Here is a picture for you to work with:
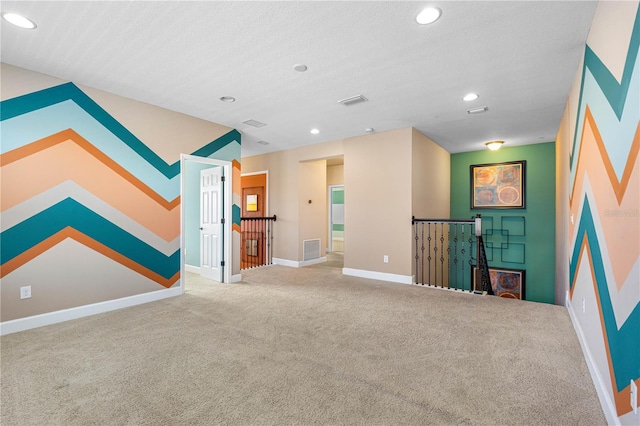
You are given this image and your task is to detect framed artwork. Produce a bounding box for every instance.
[470,161,525,209]
[246,194,258,212]
[473,266,525,300]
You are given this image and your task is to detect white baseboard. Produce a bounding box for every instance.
[566,291,619,426]
[0,287,183,336]
[342,268,413,285]
[185,264,200,273]
[273,257,327,268]
[231,274,242,283]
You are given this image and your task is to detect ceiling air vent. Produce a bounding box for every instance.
[243,119,267,128]
[338,94,368,106]
[467,106,488,115]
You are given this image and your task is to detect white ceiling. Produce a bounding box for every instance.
[0,1,598,158]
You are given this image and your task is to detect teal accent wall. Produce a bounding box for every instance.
[450,142,556,304]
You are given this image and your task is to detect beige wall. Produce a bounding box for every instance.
[80,86,232,161]
[243,127,450,279]
[411,128,450,219]
[343,128,413,275]
[299,160,328,257]
[327,164,344,186]
[242,140,343,261]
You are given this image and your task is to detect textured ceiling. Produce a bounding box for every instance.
[0,1,598,157]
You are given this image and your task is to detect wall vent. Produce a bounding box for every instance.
[303,239,321,261]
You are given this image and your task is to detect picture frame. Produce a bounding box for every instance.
[470,160,525,209]
[472,266,526,300]
[246,194,258,212]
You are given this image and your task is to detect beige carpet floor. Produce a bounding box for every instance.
[1,260,605,425]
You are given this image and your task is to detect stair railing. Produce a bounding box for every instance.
[411,214,493,294]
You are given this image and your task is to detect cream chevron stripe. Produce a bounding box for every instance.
[1,227,179,287]
[570,50,640,189]
[570,195,640,413]
[569,107,640,289]
[1,136,179,242]
[571,175,640,327]
[1,180,180,256]
[1,101,180,199]
[1,129,179,209]
[570,8,640,189]
[1,84,241,187]
[1,197,179,281]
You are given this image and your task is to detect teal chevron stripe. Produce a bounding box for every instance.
[1,198,179,279]
[570,6,640,169]
[1,102,240,200]
[570,198,640,392]
[0,82,241,178]
[232,205,241,227]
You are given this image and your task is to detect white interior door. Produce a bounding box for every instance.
[200,167,223,281]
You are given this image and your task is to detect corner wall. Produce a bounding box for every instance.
[343,128,413,277]
[558,2,639,423]
[0,64,240,328]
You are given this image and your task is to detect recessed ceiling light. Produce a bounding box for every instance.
[220,96,235,103]
[2,12,37,29]
[416,7,441,25]
[365,128,375,133]
[467,106,488,114]
[293,64,308,72]
[257,141,269,145]
[310,128,320,135]
[463,93,479,101]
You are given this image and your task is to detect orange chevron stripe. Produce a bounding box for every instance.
[232,159,242,200]
[1,139,179,241]
[569,107,639,289]
[571,238,639,416]
[570,107,640,205]
[0,129,180,210]
[232,223,241,234]
[0,226,179,287]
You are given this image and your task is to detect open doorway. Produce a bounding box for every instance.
[240,171,269,269]
[180,154,233,289]
[328,185,344,253]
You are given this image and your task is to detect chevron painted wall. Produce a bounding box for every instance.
[0,65,241,325]
[559,2,639,423]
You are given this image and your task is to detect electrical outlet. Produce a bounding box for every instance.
[582,298,586,313]
[383,255,389,263]
[20,286,31,300]
[631,379,638,414]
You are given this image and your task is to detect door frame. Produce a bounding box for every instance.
[180,154,233,290]
[327,184,344,253]
[240,170,269,216]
